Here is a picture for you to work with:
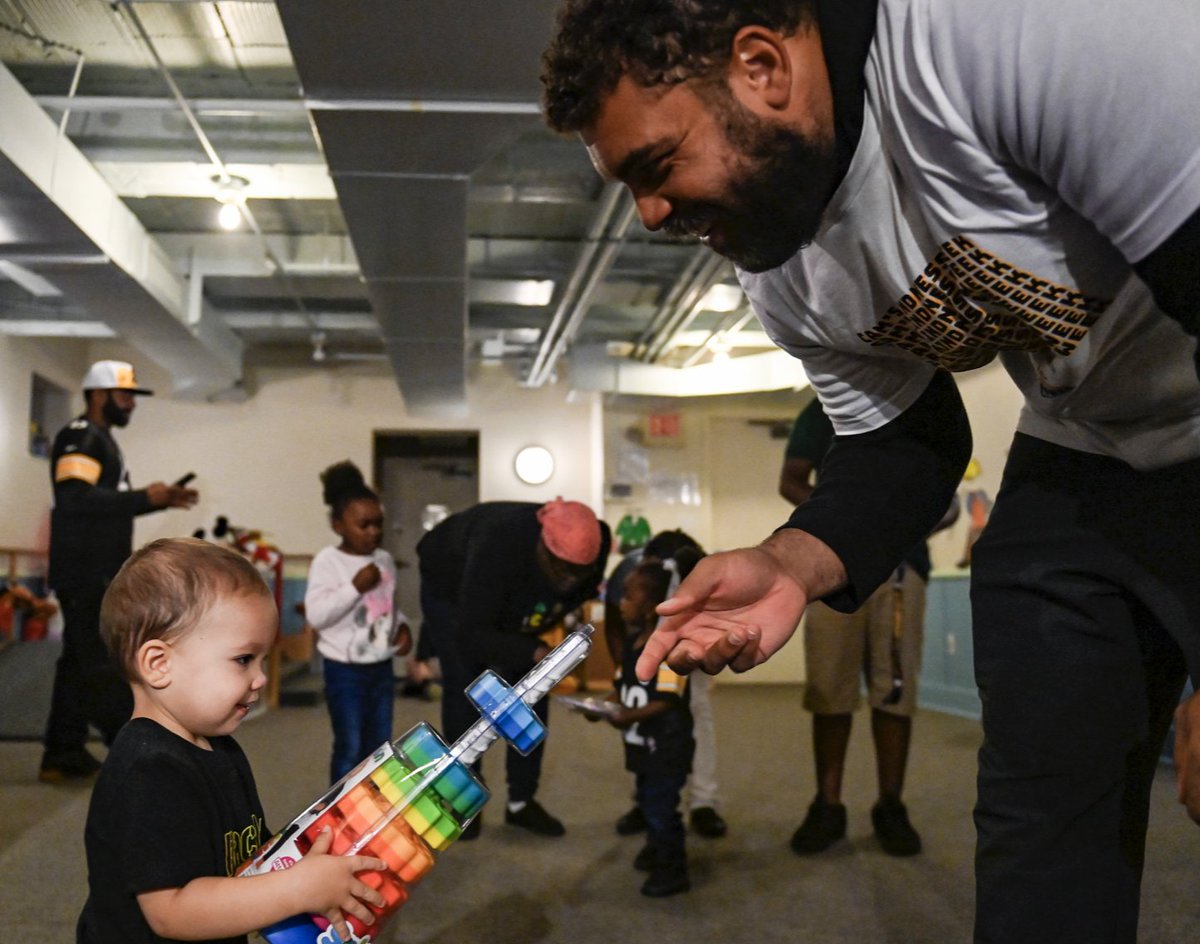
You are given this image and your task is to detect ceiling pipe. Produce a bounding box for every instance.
[680,306,756,368]
[36,95,541,116]
[631,245,710,359]
[114,1,319,335]
[524,182,626,386]
[527,196,639,387]
[643,254,729,362]
[114,3,226,171]
[641,253,729,363]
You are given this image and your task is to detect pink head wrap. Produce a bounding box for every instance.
[537,498,601,565]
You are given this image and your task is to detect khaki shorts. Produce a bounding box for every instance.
[803,567,926,717]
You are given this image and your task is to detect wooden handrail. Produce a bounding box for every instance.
[0,548,46,584]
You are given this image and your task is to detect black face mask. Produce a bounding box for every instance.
[101,392,133,428]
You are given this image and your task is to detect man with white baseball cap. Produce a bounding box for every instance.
[39,360,198,783]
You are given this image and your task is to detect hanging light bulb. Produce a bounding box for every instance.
[311,331,328,362]
[217,201,242,231]
[212,174,250,232]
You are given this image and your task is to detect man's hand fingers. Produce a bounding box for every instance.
[727,630,765,673]
[1175,698,1200,823]
[656,590,697,616]
[700,628,760,674]
[635,628,680,681]
[662,640,704,675]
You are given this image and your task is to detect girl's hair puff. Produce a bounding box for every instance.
[319,460,378,519]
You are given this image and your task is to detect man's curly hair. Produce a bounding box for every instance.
[541,0,816,133]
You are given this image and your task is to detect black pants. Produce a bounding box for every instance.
[420,587,548,804]
[43,584,131,754]
[971,435,1196,944]
[636,752,692,867]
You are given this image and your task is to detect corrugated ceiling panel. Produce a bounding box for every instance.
[277,0,560,99]
[315,112,544,178]
[0,0,135,64]
[214,1,290,49]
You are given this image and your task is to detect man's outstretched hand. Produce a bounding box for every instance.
[635,529,846,680]
[146,481,200,509]
[1174,689,1200,824]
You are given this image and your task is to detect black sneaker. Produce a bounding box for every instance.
[689,806,727,838]
[460,815,482,841]
[39,748,102,783]
[400,680,434,701]
[789,796,847,855]
[633,844,656,872]
[615,805,647,836]
[641,861,690,898]
[505,799,565,837]
[871,796,921,857]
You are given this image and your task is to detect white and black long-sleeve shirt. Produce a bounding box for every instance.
[744,0,1200,608]
[305,546,406,664]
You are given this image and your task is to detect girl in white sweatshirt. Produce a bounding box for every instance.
[305,461,411,782]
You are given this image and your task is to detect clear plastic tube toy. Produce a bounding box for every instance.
[237,623,595,944]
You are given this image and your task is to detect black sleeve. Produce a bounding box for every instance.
[54,478,156,518]
[53,426,156,518]
[779,370,972,611]
[1132,204,1200,357]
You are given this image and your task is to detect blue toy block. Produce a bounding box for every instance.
[466,670,546,754]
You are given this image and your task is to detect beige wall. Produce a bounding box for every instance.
[599,362,1025,684]
[0,337,89,561]
[927,362,1024,574]
[106,359,606,555]
[2,339,1024,687]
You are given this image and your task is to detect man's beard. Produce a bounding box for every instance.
[665,94,838,273]
[102,394,132,428]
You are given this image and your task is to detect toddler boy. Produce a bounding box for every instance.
[77,537,386,944]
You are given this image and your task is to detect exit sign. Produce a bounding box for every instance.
[646,412,683,446]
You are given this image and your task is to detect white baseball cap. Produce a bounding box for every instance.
[81,360,154,395]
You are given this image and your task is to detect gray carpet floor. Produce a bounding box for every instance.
[0,640,65,740]
[1,683,1197,942]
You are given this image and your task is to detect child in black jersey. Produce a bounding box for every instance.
[77,538,386,944]
[593,551,702,897]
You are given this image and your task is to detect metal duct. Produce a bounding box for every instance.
[0,62,242,397]
[276,0,561,413]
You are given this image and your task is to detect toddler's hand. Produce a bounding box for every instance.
[394,623,414,657]
[353,563,382,593]
[290,827,387,941]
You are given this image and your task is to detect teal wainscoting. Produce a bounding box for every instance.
[918,572,981,719]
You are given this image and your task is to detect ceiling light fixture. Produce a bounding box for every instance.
[514,445,554,486]
[212,174,249,231]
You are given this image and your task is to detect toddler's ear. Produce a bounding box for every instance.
[136,639,173,689]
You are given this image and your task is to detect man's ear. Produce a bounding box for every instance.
[137,639,173,690]
[728,26,794,110]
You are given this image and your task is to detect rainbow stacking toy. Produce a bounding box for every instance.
[238,624,595,944]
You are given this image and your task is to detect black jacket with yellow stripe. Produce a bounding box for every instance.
[48,416,156,591]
